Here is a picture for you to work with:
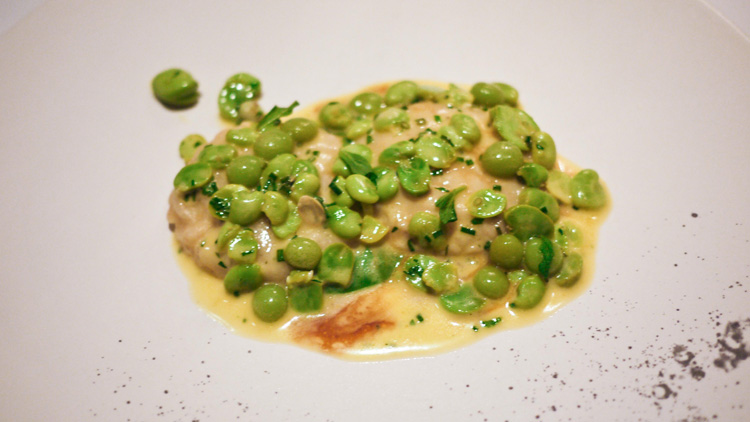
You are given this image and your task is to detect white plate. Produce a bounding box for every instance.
[1,1,749,420]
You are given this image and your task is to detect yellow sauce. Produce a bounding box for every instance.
[171,82,610,361]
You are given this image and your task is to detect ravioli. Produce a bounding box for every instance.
[168,80,609,360]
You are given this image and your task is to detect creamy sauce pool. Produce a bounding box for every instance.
[171,82,609,361]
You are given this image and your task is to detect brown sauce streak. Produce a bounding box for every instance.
[293,288,394,351]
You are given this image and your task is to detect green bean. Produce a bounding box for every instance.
[284,237,322,270]
[511,274,546,309]
[553,252,583,287]
[397,157,431,196]
[226,155,265,188]
[524,236,563,278]
[503,205,554,241]
[518,188,560,222]
[517,163,549,188]
[345,174,379,204]
[226,127,259,147]
[271,200,301,239]
[349,92,384,115]
[224,264,263,295]
[423,261,459,294]
[374,107,410,132]
[345,119,373,140]
[546,170,572,204]
[473,266,510,299]
[467,189,507,218]
[179,134,206,163]
[489,233,524,270]
[152,68,199,108]
[378,140,415,167]
[329,176,355,207]
[439,285,486,314]
[262,191,289,226]
[218,73,261,122]
[198,144,237,169]
[253,127,293,160]
[252,283,288,322]
[229,190,265,225]
[216,222,241,251]
[414,135,456,169]
[227,230,260,265]
[317,243,354,288]
[319,102,353,130]
[290,173,320,202]
[471,82,505,108]
[480,142,523,178]
[408,211,445,250]
[493,83,519,107]
[403,254,438,291]
[289,282,324,312]
[490,105,539,152]
[570,169,607,209]
[371,167,400,201]
[385,81,419,106]
[554,221,583,253]
[259,153,296,191]
[360,216,388,244]
[174,163,212,192]
[325,205,362,239]
[280,117,318,144]
[530,131,557,169]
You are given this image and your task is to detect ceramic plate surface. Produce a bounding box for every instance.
[1,1,749,420]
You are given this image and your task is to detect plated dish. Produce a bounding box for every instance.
[167,76,609,359]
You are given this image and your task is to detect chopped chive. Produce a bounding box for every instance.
[391,227,399,232]
[460,227,476,235]
[407,239,415,252]
[432,229,444,238]
[424,235,432,243]
[436,187,449,192]
[465,159,474,166]
[431,168,444,176]
[416,313,424,322]
[328,178,343,195]
[480,317,502,328]
[218,261,227,268]
[434,115,442,123]
[276,250,284,262]
[471,218,484,225]
[366,135,374,144]
[472,326,479,332]
[492,185,502,191]
[456,157,464,162]
[495,226,503,235]
[484,241,491,250]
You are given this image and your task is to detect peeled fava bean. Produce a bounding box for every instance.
[252,284,288,322]
[511,274,546,309]
[480,142,523,178]
[219,72,261,122]
[152,68,199,108]
[570,169,607,209]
